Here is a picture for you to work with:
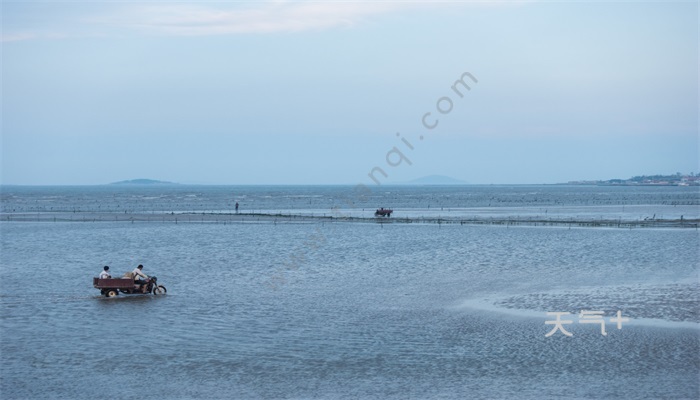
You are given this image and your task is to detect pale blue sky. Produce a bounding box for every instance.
[2,1,697,185]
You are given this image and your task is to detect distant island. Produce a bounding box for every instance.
[567,173,699,186]
[110,179,177,185]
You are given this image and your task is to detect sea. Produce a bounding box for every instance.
[1,184,698,399]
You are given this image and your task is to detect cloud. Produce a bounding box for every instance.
[3,1,529,41]
[109,2,405,36]
[1,32,38,43]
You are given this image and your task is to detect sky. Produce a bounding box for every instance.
[1,0,698,185]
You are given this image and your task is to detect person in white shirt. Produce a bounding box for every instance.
[99,266,111,279]
[133,264,149,292]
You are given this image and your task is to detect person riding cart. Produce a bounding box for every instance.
[99,266,111,279]
[133,264,149,293]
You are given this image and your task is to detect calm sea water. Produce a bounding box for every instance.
[2,184,699,213]
[1,185,699,399]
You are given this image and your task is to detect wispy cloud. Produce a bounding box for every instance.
[2,1,525,42]
[103,2,406,36]
[1,32,38,43]
[1,1,408,43]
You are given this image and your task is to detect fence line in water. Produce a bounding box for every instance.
[1,211,697,229]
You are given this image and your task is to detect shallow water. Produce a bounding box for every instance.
[1,186,699,399]
[2,184,698,214]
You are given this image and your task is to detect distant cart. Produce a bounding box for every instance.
[374,208,393,217]
[93,277,166,297]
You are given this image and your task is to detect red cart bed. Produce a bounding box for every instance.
[93,277,137,289]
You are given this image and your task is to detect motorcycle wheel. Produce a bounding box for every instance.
[153,285,167,295]
[106,289,119,298]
